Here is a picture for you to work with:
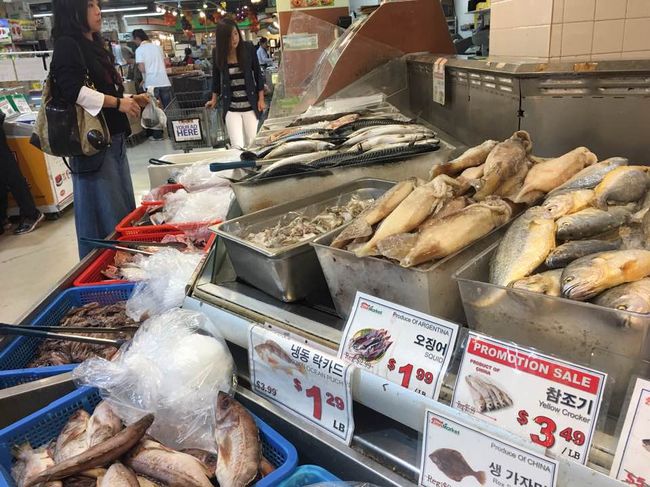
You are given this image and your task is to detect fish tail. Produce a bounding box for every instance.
[475,470,487,485]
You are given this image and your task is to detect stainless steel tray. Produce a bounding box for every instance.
[213,178,395,302]
[454,241,650,415]
[232,141,456,214]
[311,222,508,323]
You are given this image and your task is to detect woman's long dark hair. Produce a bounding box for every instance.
[52,0,123,94]
[214,19,249,71]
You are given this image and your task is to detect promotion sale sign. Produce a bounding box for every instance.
[452,333,606,464]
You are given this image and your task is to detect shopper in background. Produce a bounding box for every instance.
[183,47,195,66]
[132,29,173,110]
[256,37,272,69]
[205,19,265,149]
[51,0,148,258]
[0,111,44,235]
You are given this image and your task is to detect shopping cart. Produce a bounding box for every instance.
[164,90,227,152]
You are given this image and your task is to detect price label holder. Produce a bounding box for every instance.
[338,292,458,400]
[452,332,607,464]
[432,57,447,106]
[419,409,558,487]
[610,377,650,483]
[249,323,355,444]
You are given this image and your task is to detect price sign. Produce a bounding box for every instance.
[611,378,650,485]
[452,333,606,464]
[171,118,203,142]
[432,57,447,106]
[249,324,354,443]
[0,96,17,117]
[420,409,558,487]
[339,292,458,399]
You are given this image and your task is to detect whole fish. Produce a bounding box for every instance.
[593,278,650,314]
[344,124,434,146]
[561,249,650,300]
[398,198,512,267]
[214,392,261,487]
[331,179,416,249]
[347,133,431,153]
[263,140,336,160]
[256,150,338,176]
[87,401,123,447]
[556,207,630,240]
[541,189,594,219]
[26,414,154,486]
[545,239,622,268]
[594,166,649,208]
[254,339,306,376]
[358,138,439,156]
[125,439,212,487]
[430,139,498,178]
[429,448,486,485]
[11,443,61,487]
[473,131,532,201]
[548,157,628,195]
[512,269,563,296]
[514,147,597,203]
[182,449,218,479]
[489,207,556,286]
[456,164,485,185]
[354,175,465,257]
[98,462,139,487]
[55,410,90,463]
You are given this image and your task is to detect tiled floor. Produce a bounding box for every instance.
[0,138,177,324]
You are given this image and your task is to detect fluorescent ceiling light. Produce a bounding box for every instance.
[124,12,164,17]
[102,6,148,12]
[33,13,52,17]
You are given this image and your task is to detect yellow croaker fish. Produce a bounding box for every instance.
[594,166,650,208]
[514,147,597,203]
[54,410,90,463]
[473,131,532,201]
[398,198,512,267]
[541,189,594,219]
[489,207,556,286]
[561,249,650,300]
[86,401,123,447]
[593,278,650,314]
[331,179,416,249]
[548,157,628,195]
[214,392,261,487]
[512,269,563,296]
[354,175,464,257]
[97,462,139,487]
[430,139,498,178]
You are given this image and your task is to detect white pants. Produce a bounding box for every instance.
[225,110,258,149]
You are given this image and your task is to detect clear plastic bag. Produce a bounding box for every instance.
[141,93,161,129]
[176,163,233,191]
[162,187,233,223]
[125,248,203,321]
[73,308,235,452]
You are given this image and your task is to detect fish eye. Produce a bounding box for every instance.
[617,305,628,311]
[564,276,574,283]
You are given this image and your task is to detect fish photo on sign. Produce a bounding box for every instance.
[254,339,307,377]
[429,448,486,485]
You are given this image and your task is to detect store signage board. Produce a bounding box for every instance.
[610,378,650,484]
[452,332,607,465]
[0,96,17,117]
[419,409,558,487]
[338,292,458,400]
[432,57,447,106]
[249,324,355,444]
[171,119,203,142]
[9,95,31,114]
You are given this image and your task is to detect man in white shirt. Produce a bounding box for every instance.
[133,29,173,140]
[256,37,273,69]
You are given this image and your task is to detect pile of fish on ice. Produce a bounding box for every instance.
[239,112,441,181]
[11,393,268,487]
[329,130,600,268]
[491,158,650,314]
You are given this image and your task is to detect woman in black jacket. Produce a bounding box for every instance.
[50,0,148,258]
[205,19,265,149]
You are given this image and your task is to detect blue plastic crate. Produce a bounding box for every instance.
[0,284,134,389]
[0,387,298,486]
[278,465,341,486]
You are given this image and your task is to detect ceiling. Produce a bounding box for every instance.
[29,0,271,16]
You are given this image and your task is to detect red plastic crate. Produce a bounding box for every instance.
[115,205,222,237]
[141,183,185,207]
[73,232,216,287]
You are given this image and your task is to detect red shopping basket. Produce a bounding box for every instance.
[73,232,217,287]
[115,205,222,237]
[141,183,185,207]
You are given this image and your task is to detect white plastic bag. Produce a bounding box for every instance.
[141,93,161,129]
[73,308,235,452]
[125,248,203,321]
[176,163,233,191]
[162,187,233,223]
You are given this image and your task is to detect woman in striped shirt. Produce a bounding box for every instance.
[206,19,265,149]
